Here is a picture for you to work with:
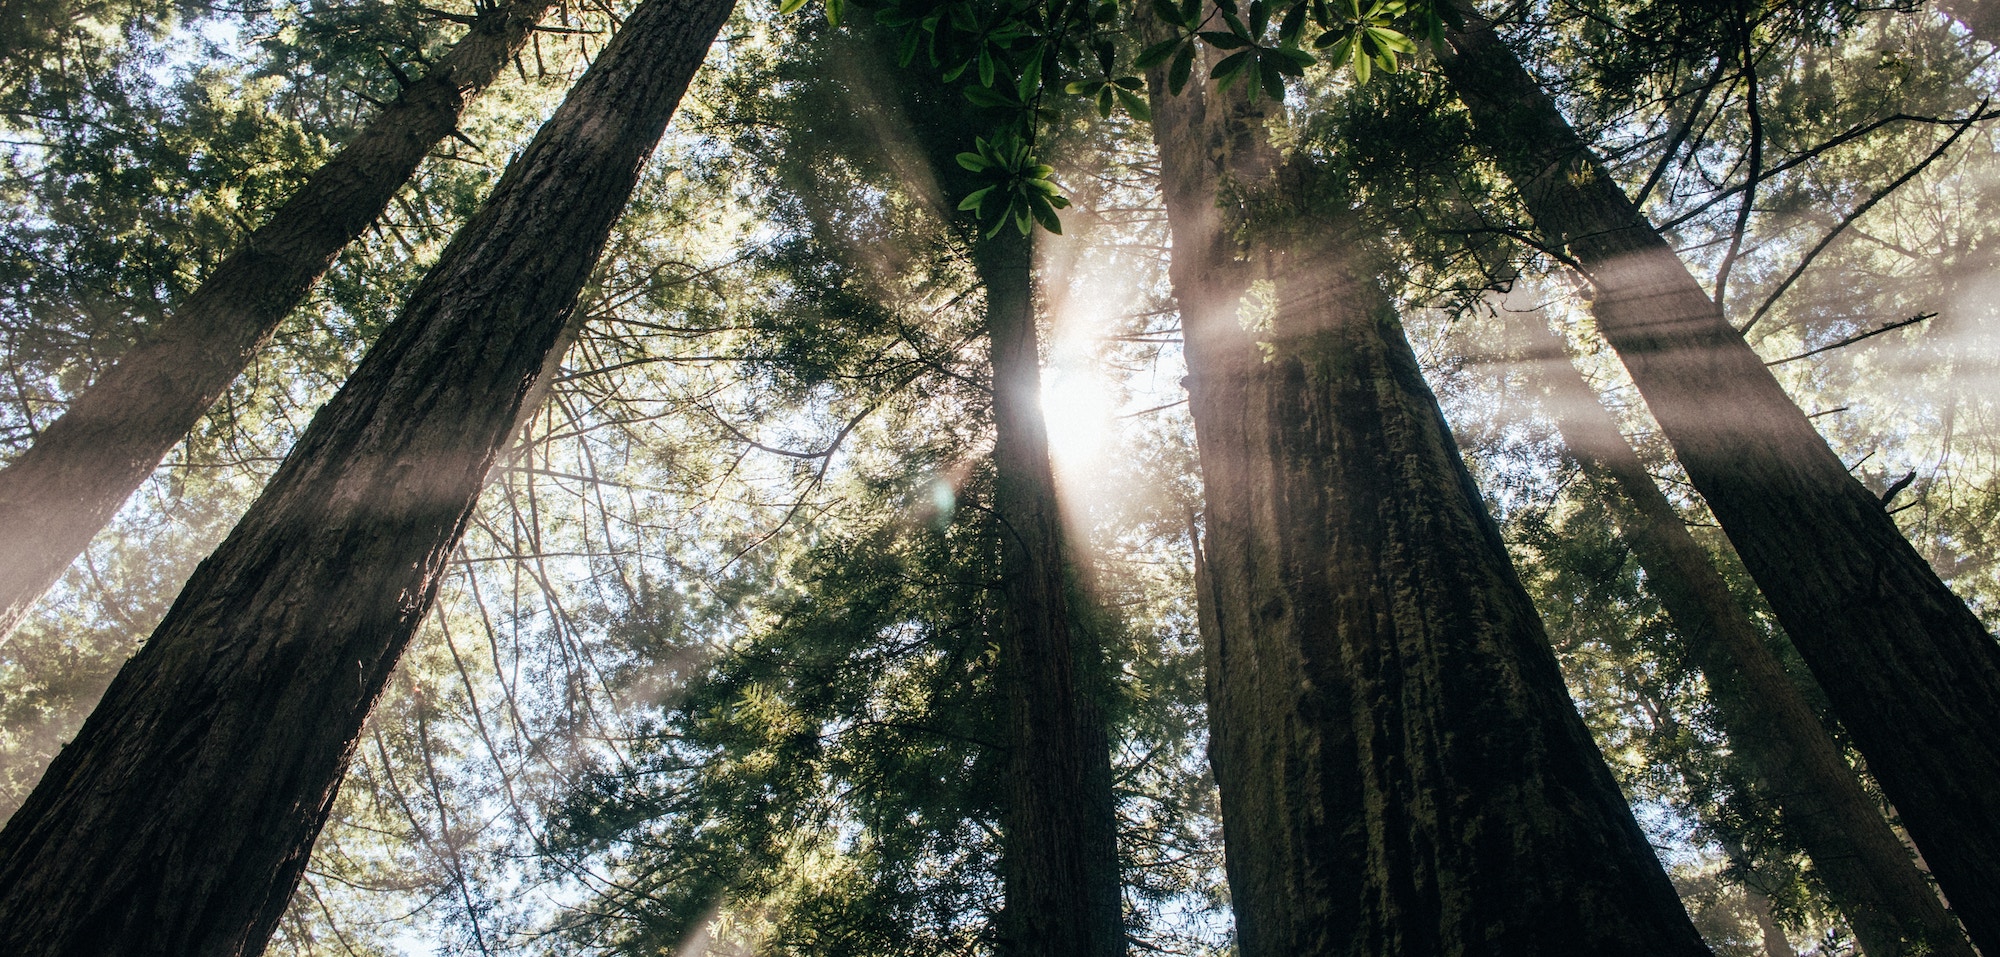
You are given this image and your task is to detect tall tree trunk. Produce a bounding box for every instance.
[1146,32,1712,957]
[1435,7,2000,949]
[0,0,558,645]
[1512,303,1971,957]
[974,227,1126,957]
[0,0,732,951]
[1936,0,2000,47]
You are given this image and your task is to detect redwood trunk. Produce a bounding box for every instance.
[0,0,731,951]
[1937,0,2000,47]
[1148,36,1712,957]
[0,0,557,644]
[1436,9,2000,950]
[1518,310,1971,957]
[974,229,1126,957]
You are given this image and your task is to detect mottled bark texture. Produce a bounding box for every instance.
[973,204,1126,957]
[0,0,557,645]
[1435,7,2000,951]
[1146,31,1712,957]
[0,0,732,952]
[1514,307,1971,957]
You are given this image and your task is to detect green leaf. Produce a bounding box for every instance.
[1115,85,1152,121]
[1114,75,1145,90]
[825,0,843,26]
[1259,56,1285,97]
[1169,44,1195,93]
[1064,79,1104,94]
[963,85,1010,107]
[1097,84,1115,117]
[1017,49,1042,100]
[957,185,995,210]
[978,47,996,87]
[1212,49,1253,81]
[1200,31,1250,49]
[1153,0,1188,27]
[779,0,809,15]
[1031,195,1063,233]
[957,151,991,172]
[1136,37,1182,69]
[1278,0,1307,44]
[1365,26,1414,54]
[1179,0,1201,27]
[1248,0,1269,38]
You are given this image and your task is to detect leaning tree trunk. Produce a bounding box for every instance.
[972,216,1125,957]
[0,0,557,645]
[0,0,732,952]
[1145,29,1713,957]
[1513,305,1972,957]
[1435,6,2000,949]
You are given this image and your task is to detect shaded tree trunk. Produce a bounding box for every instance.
[974,226,1126,957]
[1435,6,2000,950]
[0,0,733,951]
[1512,304,1971,957]
[1937,0,2000,47]
[1146,30,1712,957]
[0,0,558,644]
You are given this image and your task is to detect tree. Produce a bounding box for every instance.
[1433,4,2000,949]
[0,0,558,644]
[1144,22,1712,955]
[0,0,734,949]
[1510,293,1971,957]
[972,225,1126,957]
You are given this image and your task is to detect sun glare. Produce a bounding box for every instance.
[1040,365,1117,482]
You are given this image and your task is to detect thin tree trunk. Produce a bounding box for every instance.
[0,0,558,645]
[1512,303,1971,957]
[1435,7,2000,949]
[974,227,1126,957]
[0,0,731,951]
[1146,29,1712,956]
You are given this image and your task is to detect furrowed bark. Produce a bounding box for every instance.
[1435,6,2000,949]
[0,0,558,644]
[1514,305,1972,957]
[974,219,1125,957]
[0,0,732,951]
[1147,28,1712,956]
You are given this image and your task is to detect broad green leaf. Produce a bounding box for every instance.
[1169,44,1195,93]
[1136,37,1183,69]
[1115,86,1152,121]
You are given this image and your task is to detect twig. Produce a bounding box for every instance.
[1763,312,1934,366]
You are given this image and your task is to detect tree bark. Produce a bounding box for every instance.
[0,0,558,645]
[0,0,731,951]
[1147,29,1713,956]
[974,225,1126,957]
[1435,7,2000,950]
[1513,304,1971,957]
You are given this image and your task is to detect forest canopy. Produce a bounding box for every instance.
[0,0,1998,954]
